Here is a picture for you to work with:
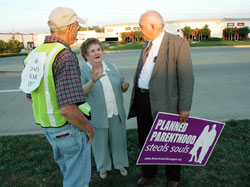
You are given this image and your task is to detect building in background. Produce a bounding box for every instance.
[76,30,105,44]
[1,18,249,49]
[0,30,105,49]
[0,33,49,49]
[104,18,250,42]
[104,23,140,42]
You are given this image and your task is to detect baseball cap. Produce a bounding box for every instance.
[48,7,85,29]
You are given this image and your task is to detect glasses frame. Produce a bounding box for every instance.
[78,25,81,31]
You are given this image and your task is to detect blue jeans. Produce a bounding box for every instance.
[44,123,91,187]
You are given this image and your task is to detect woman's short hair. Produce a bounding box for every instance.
[80,38,103,62]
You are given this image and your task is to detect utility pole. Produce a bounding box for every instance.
[86,17,89,31]
[12,26,15,40]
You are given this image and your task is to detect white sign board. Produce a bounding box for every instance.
[20,52,47,93]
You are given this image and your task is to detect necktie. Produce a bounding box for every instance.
[136,42,153,84]
[142,42,152,65]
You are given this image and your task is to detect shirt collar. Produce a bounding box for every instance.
[152,31,164,47]
[87,61,110,72]
[102,61,110,71]
[44,36,71,49]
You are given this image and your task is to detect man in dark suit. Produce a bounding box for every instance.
[128,10,194,187]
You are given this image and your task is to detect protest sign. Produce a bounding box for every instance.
[137,112,225,166]
[20,52,47,93]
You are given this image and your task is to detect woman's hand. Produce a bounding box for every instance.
[83,65,105,96]
[121,77,129,92]
[91,65,105,83]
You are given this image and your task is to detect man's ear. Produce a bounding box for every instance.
[151,24,155,30]
[70,25,74,31]
[68,24,74,32]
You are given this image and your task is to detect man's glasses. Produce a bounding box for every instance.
[78,25,81,31]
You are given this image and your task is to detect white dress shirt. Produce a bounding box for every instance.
[87,61,118,118]
[138,31,164,89]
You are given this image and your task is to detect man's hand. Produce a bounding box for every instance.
[179,110,190,123]
[85,123,95,143]
[60,104,95,142]
[26,94,33,102]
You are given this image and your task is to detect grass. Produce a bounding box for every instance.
[103,42,144,51]
[103,40,250,51]
[190,40,250,47]
[0,53,28,57]
[0,119,250,186]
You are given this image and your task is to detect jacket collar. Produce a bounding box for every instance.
[151,31,169,79]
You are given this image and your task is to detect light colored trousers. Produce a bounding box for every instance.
[44,123,91,187]
[91,115,129,171]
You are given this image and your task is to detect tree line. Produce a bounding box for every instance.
[0,39,24,53]
[224,26,250,40]
[181,24,210,41]
[119,25,250,43]
[79,26,104,33]
[181,25,250,41]
[120,31,142,43]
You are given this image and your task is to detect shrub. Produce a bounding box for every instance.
[181,26,193,39]
[0,39,24,53]
[133,31,142,42]
[206,37,225,41]
[120,32,127,42]
[8,39,24,53]
[0,40,6,53]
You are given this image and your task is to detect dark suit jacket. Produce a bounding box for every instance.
[128,31,194,120]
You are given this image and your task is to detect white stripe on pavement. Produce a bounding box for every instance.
[0,89,21,93]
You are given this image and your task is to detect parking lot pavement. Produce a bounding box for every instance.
[1,47,250,136]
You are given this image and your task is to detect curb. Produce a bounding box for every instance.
[0,71,22,75]
[0,130,44,136]
[1,45,250,57]
[104,49,141,53]
[104,45,250,52]
[191,45,250,49]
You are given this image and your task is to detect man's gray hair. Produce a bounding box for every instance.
[48,21,69,33]
[143,10,165,28]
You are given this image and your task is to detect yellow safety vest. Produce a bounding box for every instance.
[23,43,90,127]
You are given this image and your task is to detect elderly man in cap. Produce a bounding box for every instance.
[20,7,94,187]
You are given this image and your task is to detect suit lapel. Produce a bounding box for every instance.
[151,32,169,79]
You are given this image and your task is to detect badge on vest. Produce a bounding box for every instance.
[20,52,47,93]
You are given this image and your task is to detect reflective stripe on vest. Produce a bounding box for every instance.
[44,44,65,127]
[79,102,91,117]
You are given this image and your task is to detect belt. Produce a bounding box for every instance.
[137,87,149,93]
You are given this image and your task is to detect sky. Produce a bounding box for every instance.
[1,0,250,34]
